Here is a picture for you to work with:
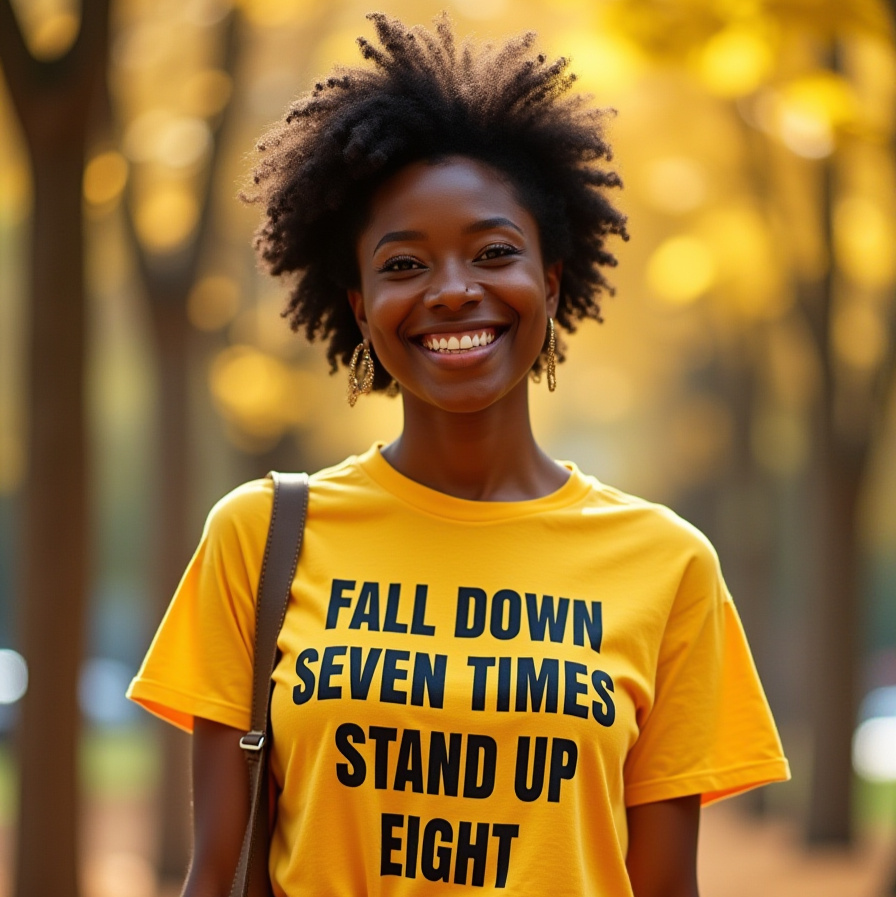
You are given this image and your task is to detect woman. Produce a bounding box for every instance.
[129,14,789,897]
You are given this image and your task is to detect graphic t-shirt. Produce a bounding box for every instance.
[128,444,789,897]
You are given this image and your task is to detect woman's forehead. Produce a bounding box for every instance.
[362,155,534,233]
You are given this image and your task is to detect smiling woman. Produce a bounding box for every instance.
[347,157,561,431]
[127,12,789,897]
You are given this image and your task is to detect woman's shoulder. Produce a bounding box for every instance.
[203,450,372,534]
[201,478,275,545]
[578,471,720,563]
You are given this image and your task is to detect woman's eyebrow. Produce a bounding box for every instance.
[373,229,425,253]
[464,217,524,235]
[371,217,523,254]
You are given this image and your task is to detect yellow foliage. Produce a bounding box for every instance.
[834,195,896,288]
[697,22,775,97]
[698,205,786,319]
[134,186,199,252]
[781,72,858,129]
[560,31,644,95]
[210,345,296,438]
[646,235,717,304]
[83,152,129,208]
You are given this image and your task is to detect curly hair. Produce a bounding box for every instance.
[244,12,628,390]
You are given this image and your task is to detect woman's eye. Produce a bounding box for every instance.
[377,255,423,273]
[477,243,522,261]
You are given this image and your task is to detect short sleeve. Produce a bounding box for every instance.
[623,538,790,807]
[126,479,274,732]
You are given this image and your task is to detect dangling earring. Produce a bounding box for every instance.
[546,317,557,392]
[347,340,374,406]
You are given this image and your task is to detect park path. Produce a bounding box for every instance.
[1,799,893,896]
[698,803,893,897]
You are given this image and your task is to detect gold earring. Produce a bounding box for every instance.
[347,340,374,406]
[546,317,557,392]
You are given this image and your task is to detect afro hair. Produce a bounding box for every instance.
[244,12,628,389]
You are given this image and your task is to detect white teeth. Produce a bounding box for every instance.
[424,331,495,353]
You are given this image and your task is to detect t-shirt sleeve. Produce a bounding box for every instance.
[126,479,274,733]
[623,534,790,807]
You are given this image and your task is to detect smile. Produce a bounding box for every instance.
[421,328,498,353]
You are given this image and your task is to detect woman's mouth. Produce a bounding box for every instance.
[421,328,498,353]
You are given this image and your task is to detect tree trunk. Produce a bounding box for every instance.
[149,289,195,882]
[15,137,89,897]
[0,2,110,895]
[805,417,864,843]
[801,143,865,844]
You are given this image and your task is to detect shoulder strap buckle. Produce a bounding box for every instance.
[239,730,266,752]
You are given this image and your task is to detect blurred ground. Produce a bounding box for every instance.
[698,804,894,897]
[0,799,894,897]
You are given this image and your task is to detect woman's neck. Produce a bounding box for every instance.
[381,384,569,501]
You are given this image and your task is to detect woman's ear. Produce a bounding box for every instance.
[545,261,562,318]
[347,289,371,341]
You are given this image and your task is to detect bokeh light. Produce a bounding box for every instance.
[83,151,129,208]
[646,235,717,304]
[853,717,896,782]
[697,23,774,98]
[134,186,199,251]
[0,649,28,705]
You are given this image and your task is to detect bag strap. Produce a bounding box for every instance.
[230,471,309,897]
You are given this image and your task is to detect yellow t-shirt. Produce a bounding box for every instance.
[128,444,789,897]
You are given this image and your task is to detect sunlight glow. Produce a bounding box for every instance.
[698,24,773,98]
[562,32,642,94]
[135,187,199,252]
[646,236,716,304]
[210,345,292,438]
[834,195,896,288]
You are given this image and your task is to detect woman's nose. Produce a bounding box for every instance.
[423,262,484,310]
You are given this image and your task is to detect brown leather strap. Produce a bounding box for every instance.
[230,471,309,897]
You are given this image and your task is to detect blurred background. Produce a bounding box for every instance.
[1,0,895,895]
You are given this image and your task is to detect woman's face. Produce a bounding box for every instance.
[348,156,561,415]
